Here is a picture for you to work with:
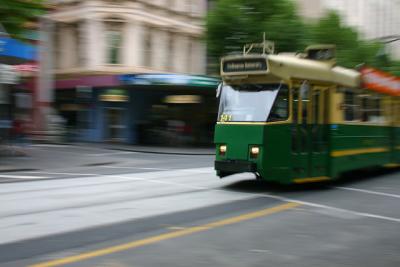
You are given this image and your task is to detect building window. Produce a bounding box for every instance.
[143,28,152,68]
[105,29,122,64]
[187,38,193,73]
[104,17,125,65]
[77,22,85,67]
[167,32,174,72]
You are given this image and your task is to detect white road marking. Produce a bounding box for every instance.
[334,186,400,199]
[2,166,399,223]
[116,172,400,223]
[101,166,170,171]
[0,174,48,179]
[249,249,271,253]
[25,171,97,176]
[88,152,137,157]
[113,175,207,190]
[30,144,71,148]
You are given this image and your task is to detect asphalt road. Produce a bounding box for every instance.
[0,144,400,267]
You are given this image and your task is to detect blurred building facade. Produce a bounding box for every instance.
[46,0,207,75]
[296,0,400,59]
[0,24,37,142]
[40,0,217,145]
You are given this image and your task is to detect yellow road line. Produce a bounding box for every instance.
[293,176,330,184]
[30,202,300,267]
[331,147,389,157]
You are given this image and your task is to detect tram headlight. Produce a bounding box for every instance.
[219,145,227,156]
[250,146,260,158]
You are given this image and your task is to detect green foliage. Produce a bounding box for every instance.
[206,0,306,59]
[389,61,400,76]
[307,12,384,69]
[0,0,45,35]
[207,2,398,76]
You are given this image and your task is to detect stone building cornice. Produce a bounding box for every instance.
[53,65,180,78]
[45,0,204,36]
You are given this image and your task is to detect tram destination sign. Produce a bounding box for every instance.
[223,58,268,73]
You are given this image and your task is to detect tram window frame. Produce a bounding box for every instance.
[342,89,360,122]
[359,93,385,124]
[267,87,289,122]
[217,83,289,123]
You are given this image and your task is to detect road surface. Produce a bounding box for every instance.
[0,144,399,266]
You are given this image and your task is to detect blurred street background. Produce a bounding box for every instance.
[0,0,399,151]
[0,0,400,266]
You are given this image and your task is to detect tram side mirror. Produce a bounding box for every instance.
[216,83,223,98]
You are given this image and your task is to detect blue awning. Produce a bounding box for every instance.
[0,37,37,63]
[119,74,220,88]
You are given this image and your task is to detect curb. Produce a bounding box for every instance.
[0,168,38,173]
[108,147,215,156]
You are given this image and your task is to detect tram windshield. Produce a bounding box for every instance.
[218,83,288,122]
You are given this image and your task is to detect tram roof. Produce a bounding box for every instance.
[221,54,360,88]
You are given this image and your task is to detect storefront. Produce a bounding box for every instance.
[54,74,219,146]
[0,35,37,141]
[0,64,19,140]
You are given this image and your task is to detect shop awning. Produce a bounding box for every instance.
[118,74,220,88]
[0,36,37,64]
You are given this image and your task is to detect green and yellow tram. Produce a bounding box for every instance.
[214,41,400,184]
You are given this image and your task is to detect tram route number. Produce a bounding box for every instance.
[220,114,233,122]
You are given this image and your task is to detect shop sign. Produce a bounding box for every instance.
[13,63,39,73]
[0,64,19,84]
[119,74,220,88]
[164,95,202,104]
[99,88,129,102]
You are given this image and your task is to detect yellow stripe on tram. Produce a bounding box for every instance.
[293,176,331,184]
[384,163,400,168]
[331,147,389,157]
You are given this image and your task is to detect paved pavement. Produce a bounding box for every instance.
[0,143,399,266]
[0,143,214,173]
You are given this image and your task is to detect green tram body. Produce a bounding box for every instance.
[214,45,400,184]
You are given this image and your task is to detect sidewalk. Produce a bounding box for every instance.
[0,142,215,173]
[0,144,28,157]
[0,144,36,172]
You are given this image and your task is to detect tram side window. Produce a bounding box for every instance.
[360,94,384,123]
[343,90,359,121]
[268,87,289,122]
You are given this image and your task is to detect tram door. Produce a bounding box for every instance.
[310,88,329,177]
[292,84,329,179]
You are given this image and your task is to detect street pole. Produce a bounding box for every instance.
[36,17,55,138]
